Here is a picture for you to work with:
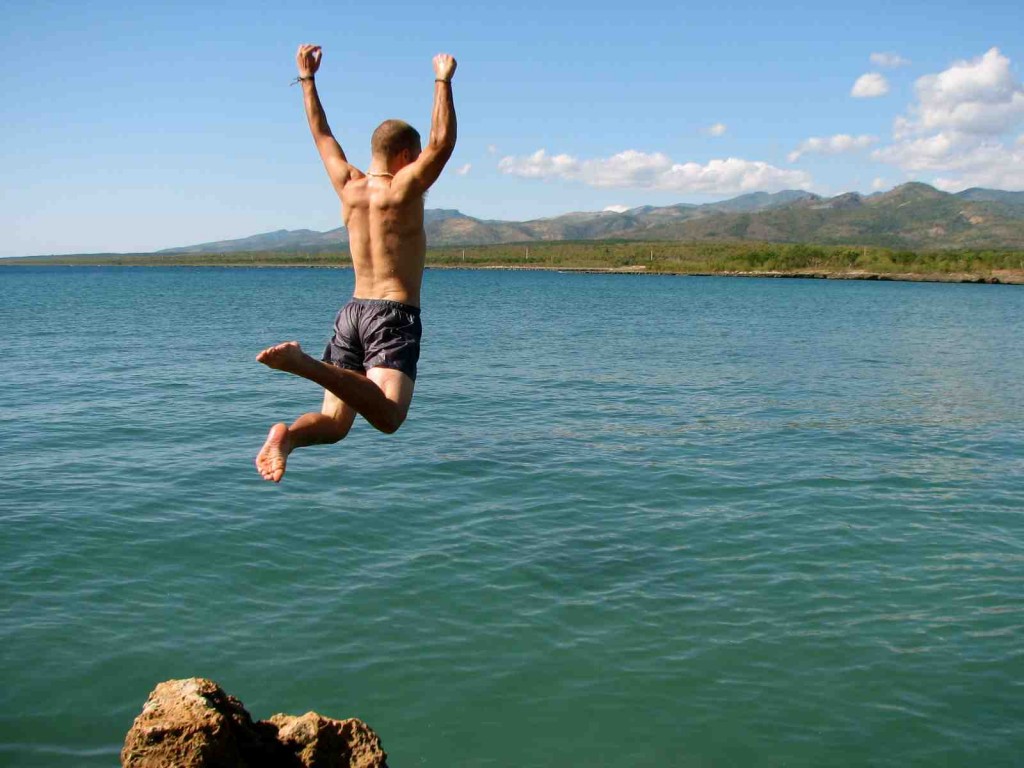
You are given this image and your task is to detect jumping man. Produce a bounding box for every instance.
[255,45,457,482]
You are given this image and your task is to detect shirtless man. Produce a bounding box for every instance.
[255,45,457,482]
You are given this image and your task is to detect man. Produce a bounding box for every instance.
[255,45,457,482]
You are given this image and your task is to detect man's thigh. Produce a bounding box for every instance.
[321,390,358,431]
[366,367,416,418]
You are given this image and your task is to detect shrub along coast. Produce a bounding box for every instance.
[6,241,1023,284]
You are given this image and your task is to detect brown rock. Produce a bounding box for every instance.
[267,713,387,768]
[121,678,387,768]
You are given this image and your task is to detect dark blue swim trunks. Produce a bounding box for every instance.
[321,298,422,381]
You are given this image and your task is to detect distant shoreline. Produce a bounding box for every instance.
[4,239,1022,285]
[432,265,1020,284]
[3,260,1020,285]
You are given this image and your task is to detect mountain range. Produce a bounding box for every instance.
[160,183,1024,254]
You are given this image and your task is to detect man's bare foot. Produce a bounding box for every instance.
[256,423,291,483]
[256,341,308,374]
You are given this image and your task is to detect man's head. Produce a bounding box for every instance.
[371,119,422,172]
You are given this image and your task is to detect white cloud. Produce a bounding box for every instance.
[895,48,1024,138]
[874,133,1024,189]
[499,149,580,179]
[788,133,878,162]
[487,145,498,155]
[708,122,727,137]
[872,132,960,170]
[872,177,888,191]
[873,48,1024,190]
[455,163,472,176]
[1017,134,1024,146]
[931,148,1024,191]
[603,205,630,213]
[498,149,812,194]
[852,72,890,98]
[870,52,911,69]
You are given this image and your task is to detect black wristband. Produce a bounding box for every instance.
[291,75,315,86]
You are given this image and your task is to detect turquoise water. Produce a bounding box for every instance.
[1,266,1022,766]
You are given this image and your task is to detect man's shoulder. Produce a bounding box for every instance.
[340,178,371,205]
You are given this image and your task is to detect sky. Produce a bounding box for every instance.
[2,0,1022,256]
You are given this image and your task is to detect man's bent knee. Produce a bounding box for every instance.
[320,391,356,439]
[375,410,406,435]
[327,418,354,441]
[365,367,414,435]
[370,399,408,434]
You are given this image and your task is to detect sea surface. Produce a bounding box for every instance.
[1,266,1022,767]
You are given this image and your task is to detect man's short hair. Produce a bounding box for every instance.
[371,119,421,160]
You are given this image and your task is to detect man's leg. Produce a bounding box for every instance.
[257,341,413,434]
[365,365,416,430]
[255,390,357,483]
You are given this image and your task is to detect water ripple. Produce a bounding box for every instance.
[1,268,1022,766]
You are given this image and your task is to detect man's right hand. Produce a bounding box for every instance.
[296,44,323,78]
[433,53,457,83]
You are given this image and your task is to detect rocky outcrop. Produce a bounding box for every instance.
[121,678,387,768]
[266,712,386,768]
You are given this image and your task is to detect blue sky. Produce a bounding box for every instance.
[2,0,1022,256]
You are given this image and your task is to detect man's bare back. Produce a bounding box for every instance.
[341,174,427,306]
[254,46,457,482]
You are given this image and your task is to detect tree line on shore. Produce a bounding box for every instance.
[8,240,1023,276]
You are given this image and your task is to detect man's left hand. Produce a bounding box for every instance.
[433,53,457,83]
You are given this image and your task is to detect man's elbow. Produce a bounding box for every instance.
[429,134,457,155]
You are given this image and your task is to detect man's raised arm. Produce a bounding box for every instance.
[399,54,458,194]
[296,44,357,195]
